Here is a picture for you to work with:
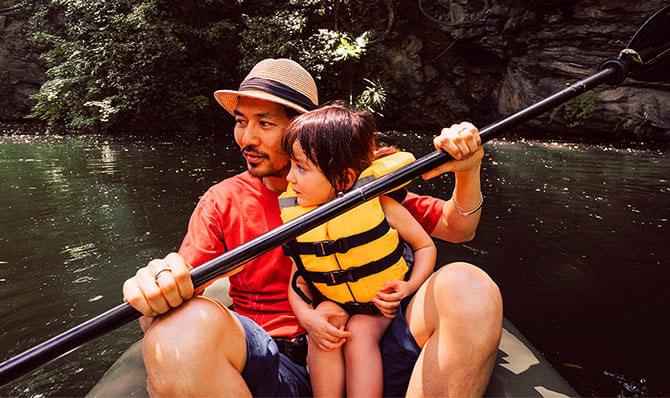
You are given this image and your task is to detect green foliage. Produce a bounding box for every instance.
[239,0,388,112]
[356,78,387,116]
[238,9,309,73]
[238,2,350,79]
[25,0,394,133]
[333,32,368,62]
[550,91,599,128]
[28,0,240,133]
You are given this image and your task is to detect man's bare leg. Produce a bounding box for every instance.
[142,297,250,397]
[404,262,503,397]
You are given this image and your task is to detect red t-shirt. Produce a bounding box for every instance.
[179,172,443,338]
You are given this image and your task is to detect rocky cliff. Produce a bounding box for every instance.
[379,0,670,140]
[0,6,43,121]
[1,1,668,140]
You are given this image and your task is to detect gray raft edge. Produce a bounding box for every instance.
[88,280,578,398]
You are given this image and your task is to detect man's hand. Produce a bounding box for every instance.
[422,121,483,180]
[122,252,194,317]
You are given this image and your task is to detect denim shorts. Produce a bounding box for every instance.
[235,307,420,398]
[234,313,312,397]
[380,295,421,397]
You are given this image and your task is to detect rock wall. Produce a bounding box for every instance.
[0,7,43,121]
[379,0,670,140]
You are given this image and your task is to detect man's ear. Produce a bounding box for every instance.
[342,168,358,191]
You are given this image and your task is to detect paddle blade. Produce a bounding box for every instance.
[623,4,670,81]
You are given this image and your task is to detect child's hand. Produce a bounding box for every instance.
[373,280,411,318]
[302,306,351,351]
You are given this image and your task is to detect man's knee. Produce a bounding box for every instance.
[143,297,246,372]
[142,297,251,396]
[433,262,502,321]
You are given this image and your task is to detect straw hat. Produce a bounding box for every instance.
[214,58,319,115]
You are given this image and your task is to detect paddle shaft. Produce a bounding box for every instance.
[0,64,620,386]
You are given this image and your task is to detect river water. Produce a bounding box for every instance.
[0,132,668,397]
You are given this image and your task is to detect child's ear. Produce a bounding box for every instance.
[342,168,358,191]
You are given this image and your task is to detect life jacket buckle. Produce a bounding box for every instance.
[315,241,331,257]
[315,239,349,257]
[326,269,356,285]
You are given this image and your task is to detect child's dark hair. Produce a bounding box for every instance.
[282,104,377,192]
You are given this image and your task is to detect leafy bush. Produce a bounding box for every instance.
[550,90,599,128]
[28,0,240,133]
[238,0,390,111]
[25,0,393,133]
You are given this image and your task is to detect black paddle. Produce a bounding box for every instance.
[1,4,669,387]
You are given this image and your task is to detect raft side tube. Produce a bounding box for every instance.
[87,279,578,398]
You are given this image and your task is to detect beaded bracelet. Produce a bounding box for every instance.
[452,192,484,216]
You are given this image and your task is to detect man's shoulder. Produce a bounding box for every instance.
[192,172,262,218]
[208,171,261,196]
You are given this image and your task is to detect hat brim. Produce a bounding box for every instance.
[214,89,310,116]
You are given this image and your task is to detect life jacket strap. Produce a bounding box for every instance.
[289,219,391,257]
[340,301,379,315]
[301,243,404,286]
[291,270,314,305]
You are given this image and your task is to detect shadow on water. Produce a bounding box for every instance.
[0,132,668,397]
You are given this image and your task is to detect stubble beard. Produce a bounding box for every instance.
[247,160,290,179]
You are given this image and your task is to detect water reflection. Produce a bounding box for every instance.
[0,134,668,397]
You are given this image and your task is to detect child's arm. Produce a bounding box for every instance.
[288,264,351,351]
[374,195,437,317]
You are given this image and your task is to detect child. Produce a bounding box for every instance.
[280,104,437,397]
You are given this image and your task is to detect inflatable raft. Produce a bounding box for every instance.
[87,279,577,397]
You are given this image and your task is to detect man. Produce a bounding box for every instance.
[123,58,502,397]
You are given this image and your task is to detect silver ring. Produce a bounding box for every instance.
[153,267,172,282]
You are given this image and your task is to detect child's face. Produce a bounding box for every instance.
[286,142,336,206]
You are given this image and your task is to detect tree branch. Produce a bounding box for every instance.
[0,4,22,15]
[368,0,395,45]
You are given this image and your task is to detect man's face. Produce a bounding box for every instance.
[233,97,293,179]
